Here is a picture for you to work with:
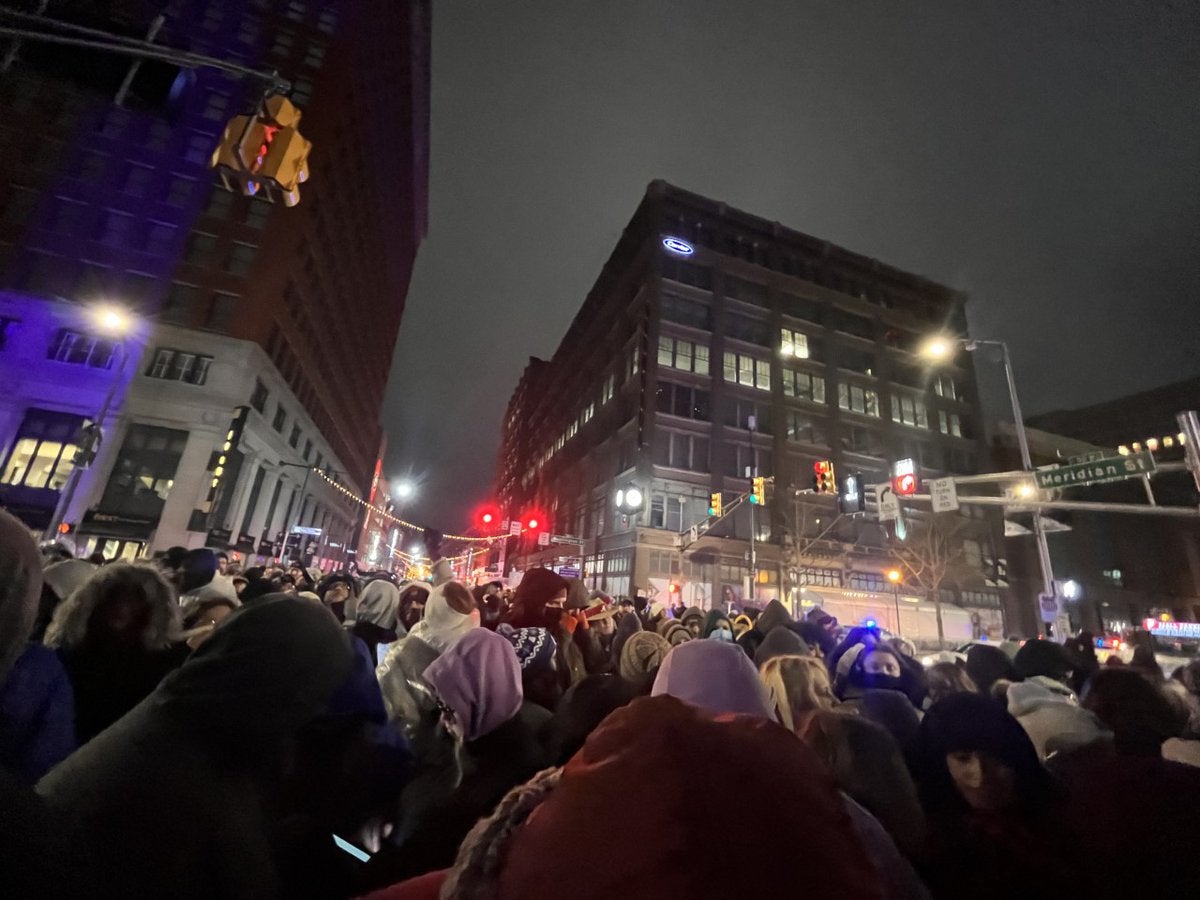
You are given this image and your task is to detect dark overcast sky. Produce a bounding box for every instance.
[380,1,1200,531]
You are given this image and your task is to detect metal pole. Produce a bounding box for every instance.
[283,466,311,563]
[893,581,902,637]
[747,418,757,603]
[44,342,128,541]
[114,14,163,106]
[997,341,1055,628]
[901,492,1200,518]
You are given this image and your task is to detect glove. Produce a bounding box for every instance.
[573,609,589,632]
[560,611,579,635]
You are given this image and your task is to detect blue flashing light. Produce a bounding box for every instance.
[662,237,694,255]
[864,618,877,629]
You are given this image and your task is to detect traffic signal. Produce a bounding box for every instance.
[891,457,919,496]
[708,491,723,517]
[668,582,681,595]
[838,472,865,513]
[475,504,501,529]
[523,510,546,533]
[750,476,766,505]
[813,460,836,493]
[212,95,312,206]
[57,521,74,535]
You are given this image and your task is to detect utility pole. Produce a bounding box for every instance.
[747,416,757,602]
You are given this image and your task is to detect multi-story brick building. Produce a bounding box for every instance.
[498,181,1012,639]
[0,0,429,561]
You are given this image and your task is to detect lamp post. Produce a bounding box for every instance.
[922,336,1055,632]
[44,304,136,541]
[886,568,903,636]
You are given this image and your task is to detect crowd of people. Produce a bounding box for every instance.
[3,508,1200,898]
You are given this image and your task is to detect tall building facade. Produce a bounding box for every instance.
[499,181,1013,638]
[0,0,429,561]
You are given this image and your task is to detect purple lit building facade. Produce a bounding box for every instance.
[0,0,429,560]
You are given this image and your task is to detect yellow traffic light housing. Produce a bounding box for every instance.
[708,491,723,517]
[211,95,311,206]
[750,476,766,505]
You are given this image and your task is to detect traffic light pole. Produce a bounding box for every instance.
[747,420,757,602]
[44,342,128,542]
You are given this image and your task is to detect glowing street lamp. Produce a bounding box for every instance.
[90,303,135,336]
[922,332,1056,631]
[394,481,415,499]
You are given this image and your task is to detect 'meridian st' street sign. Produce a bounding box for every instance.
[1034,452,1155,490]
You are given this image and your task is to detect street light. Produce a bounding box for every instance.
[922,334,1056,631]
[44,304,137,540]
[886,568,903,636]
[394,481,415,499]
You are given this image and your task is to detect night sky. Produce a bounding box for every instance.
[381,1,1200,531]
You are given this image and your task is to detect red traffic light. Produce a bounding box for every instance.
[893,473,918,496]
[57,522,73,534]
[668,582,680,594]
[526,517,539,530]
[481,512,494,524]
[813,460,832,475]
[474,503,501,530]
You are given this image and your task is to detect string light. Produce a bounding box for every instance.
[313,468,512,545]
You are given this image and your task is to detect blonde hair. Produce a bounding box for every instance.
[760,654,836,731]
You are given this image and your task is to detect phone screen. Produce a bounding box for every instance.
[332,834,371,863]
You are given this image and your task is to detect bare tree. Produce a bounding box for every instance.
[888,513,974,647]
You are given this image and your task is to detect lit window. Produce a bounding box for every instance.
[892,393,929,429]
[0,408,83,490]
[145,348,213,385]
[780,328,809,359]
[837,383,880,417]
[938,410,962,437]
[782,368,825,404]
[723,351,770,391]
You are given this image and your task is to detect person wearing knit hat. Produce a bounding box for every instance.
[618,631,671,691]
[680,606,705,637]
[610,608,642,666]
[753,625,810,668]
[497,625,560,712]
[1013,638,1075,689]
[661,620,692,648]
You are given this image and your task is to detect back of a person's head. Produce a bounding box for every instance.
[760,654,835,730]
[1080,668,1183,755]
[441,695,883,899]
[179,549,218,594]
[799,709,925,855]
[965,643,1020,694]
[0,508,44,680]
[1014,638,1074,685]
[926,661,978,705]
[652,639,774,719]
[43,563,178,651]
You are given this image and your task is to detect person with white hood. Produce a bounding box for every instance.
[347,578,402,662]
[1006,677,1112,759]
[376,581,478,739]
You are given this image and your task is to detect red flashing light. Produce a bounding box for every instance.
[526,518,539,530]
[893,473,918,496]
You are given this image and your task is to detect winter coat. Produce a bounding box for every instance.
[377,634,442,741]
[359,701,551,890]
[1006,679,1111,758]
[37,597,353,900]
[0,509,75,782]
[0,644,75,782]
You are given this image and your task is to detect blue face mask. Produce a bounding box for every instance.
[709,627,734,642]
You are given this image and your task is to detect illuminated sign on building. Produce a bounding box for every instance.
[662,237,694,255]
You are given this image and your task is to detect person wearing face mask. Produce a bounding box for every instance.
[702,610,735,642]
[502,568,587,690]
[395,582,430,634]
[916,693,1084,899]
[841,644,926,710]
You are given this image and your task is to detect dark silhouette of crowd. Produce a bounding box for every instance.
[3,515,1199,898]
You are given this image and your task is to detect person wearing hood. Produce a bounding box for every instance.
[736,598,792,660]
[177,548,239,605]
[1005,678,1111,759]
[361,628,550,890]
[34,558,96,642]
[618,630,670,693]
[800,710,929,864]
[37,596,357,899]
[610,604,643,664]
[365,695,884,899]
[731,613,753,639]
[396,581,430,634]
[659,618,693,648]
[651,639,775,719]
[841,644,925,710]
[759,654,837,731]
[349,579,402,662]
[377,581,478,740]
[503,567,588,689]
[916,693,1079,899]
[1013,638,1075,691]
[753,624,810,668]
[316,571,359,623]
[43,563,183,745]
[0,509,76,782]
[680,605,705,637]
[964,643,1020,696]
[548,673,635,764]
[702,609,734,641]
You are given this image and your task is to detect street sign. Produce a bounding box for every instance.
[558,566,581,578]
[1034,451,1155,490]
[1038,516,1072,533]
[874,484,899,522]
[291,525,323,536]
[929,477,959,513]
[537,531,550,546]
[509,521,522,536]
[1004,519,1032,536]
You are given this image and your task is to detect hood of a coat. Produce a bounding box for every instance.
[0,509,43,681]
